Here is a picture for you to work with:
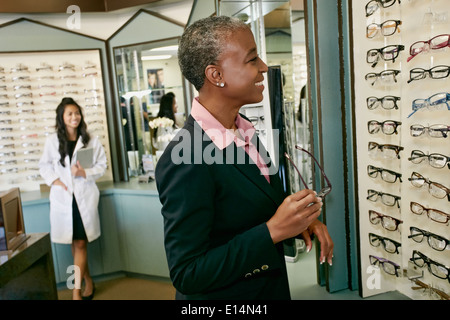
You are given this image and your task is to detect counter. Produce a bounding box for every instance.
[20,179,169,285]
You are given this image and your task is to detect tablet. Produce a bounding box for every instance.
[76,147,93,168]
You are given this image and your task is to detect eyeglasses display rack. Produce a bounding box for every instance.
[351,0,449,299]
[0,49,112,192]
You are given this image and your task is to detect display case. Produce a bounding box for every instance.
[351,0,449,299]
[0,49,112,192]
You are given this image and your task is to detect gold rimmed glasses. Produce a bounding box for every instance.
[284,145,332,198]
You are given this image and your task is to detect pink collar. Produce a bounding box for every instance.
[190,97,256,150]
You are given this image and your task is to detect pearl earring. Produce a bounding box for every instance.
[219,82,225,87]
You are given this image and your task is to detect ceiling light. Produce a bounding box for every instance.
[141,55,172,61]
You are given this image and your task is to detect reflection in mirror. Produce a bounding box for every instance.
[114,37,186,176]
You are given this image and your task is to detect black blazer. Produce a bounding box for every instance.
[155,115,290,300]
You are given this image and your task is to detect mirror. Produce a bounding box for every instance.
[219,0,312,192]
[113,37,186,175]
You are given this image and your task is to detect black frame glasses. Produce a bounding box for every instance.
[369,255,401,277]
[408,226,450,251]
[407,65,450,83]
[366,45,404,67]
[369,233,401,254]
[408,172,450,200]
[408,150,450,169]
[408,34,450,62]
[410,250,450,282]
[284,145,332,198]
[410,124,450,138]
[368,141,404,159]
[368,120,402,135]
[365,69,401,86]
[365,0,401,17]
[366,95,401,110]
[410,202,450,224]
[367,189,401,208]
[369,210,403,231]
[366,20,402,38]
[367,165,402,183]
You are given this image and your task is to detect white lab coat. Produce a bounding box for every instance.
[39,133,107,244]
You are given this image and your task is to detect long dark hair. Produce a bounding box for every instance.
[157,93,176,123]
[55,97,90,167]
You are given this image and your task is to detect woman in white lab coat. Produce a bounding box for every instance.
[39,97,106,300]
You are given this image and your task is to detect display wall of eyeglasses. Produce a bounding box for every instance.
[351,0,449,300]
[0,49,112,192]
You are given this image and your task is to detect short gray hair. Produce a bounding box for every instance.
[178,16,249,91]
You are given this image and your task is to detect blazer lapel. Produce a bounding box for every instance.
[222,140,284,207]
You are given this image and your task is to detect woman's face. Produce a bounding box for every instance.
[217,28,268,105]
[172,98,178,113]
[63,104,81,131]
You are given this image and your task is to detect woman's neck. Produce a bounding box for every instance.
[66,128,78,141]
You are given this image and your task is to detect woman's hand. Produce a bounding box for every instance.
[52,178,68,190]
[302,219,334,266]
[71,161,86,178]
[266,189,322,245]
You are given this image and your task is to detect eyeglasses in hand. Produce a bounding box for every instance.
[284,145,332,198]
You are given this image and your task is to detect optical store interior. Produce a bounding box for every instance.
[0,0,448,301]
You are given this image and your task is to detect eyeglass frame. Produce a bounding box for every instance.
[408,149,450,169]
[366,20,402,38]
[407,65,450,84]
[368,120,402,135]
[369,255,401,277]
[410,201,450,224]
[408,171,450,201]
[284,145,332,198]
[408,92,450,118]
[365,69,401,86]
[367,189,401,208]
[410,124,450,138]
[410,250,450,282]
[411,279,450,301]
[367,165,402,183]
[365,0,401,17]
[369,233,401,254]
[366,95,401,110]
[368,141,404,159]
[366,45,404,68]
[408,226,450,252]
[407,34,450,62]
[368,210,403,231]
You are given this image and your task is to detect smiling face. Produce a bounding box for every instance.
[63,104,82,132]
[217,28,268,106]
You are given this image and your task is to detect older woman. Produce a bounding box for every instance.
[155,16,333,300]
